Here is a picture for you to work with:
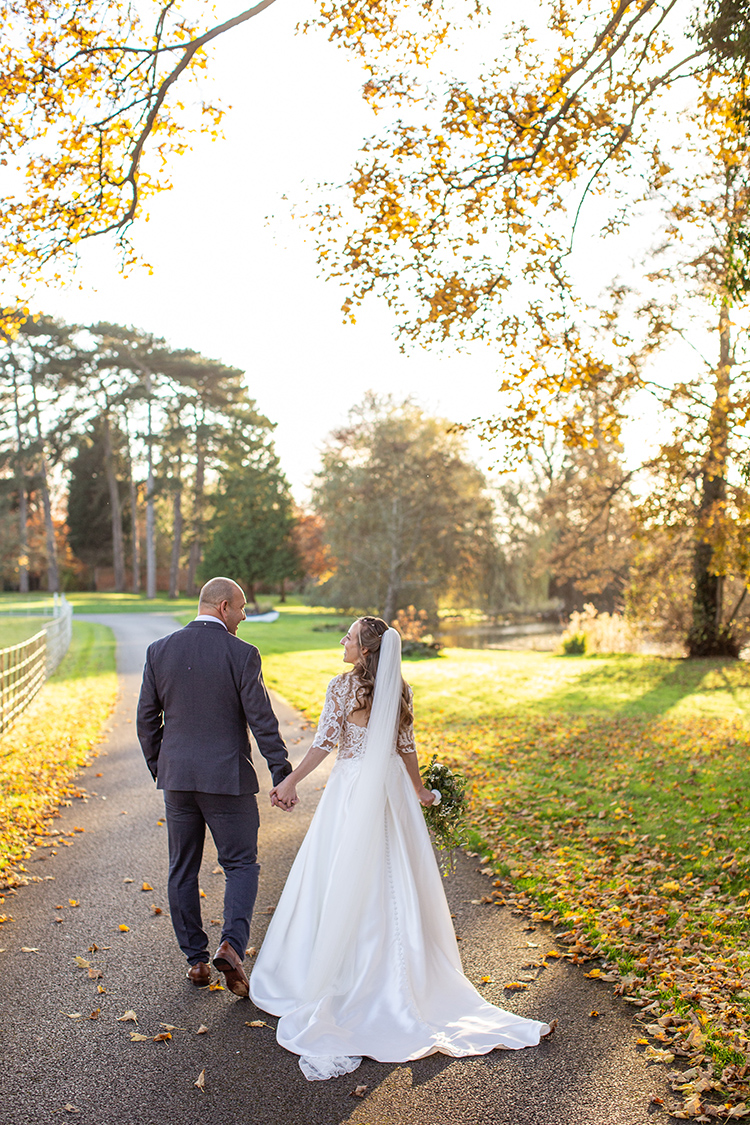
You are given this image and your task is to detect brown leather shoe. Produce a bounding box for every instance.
[186,961,211,987]
[212,940,249,997]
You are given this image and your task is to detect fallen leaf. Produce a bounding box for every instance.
[118,924,129,932]
[503,981,529,991]
[212,866,223,874]
[89,1009,100,1020]
[246,946,257,958]
[683,1093,705,1116]
[87,944,98,953]
[160,1023,185,1031]
[141,883,153,892]
[196,1024,209,1035]
[65,1012,83,1019]
[194,1069,206,1092]
[74,956,90,968]
[643,1046,675,1063]
[116,1010,137,1022]
[97,984,106,994]
[245,1020,268,1027]
[63,1105,80,1114]
[199,889,206,899]
[87,967,103,979]
[21,947,39,953]
[152,1032,172,1041]
[590,1010,600,1018]
[150,905,162,915]
[350,1085,368,1098]
[208,982,224,991]
[73,827,85,833]
[209,919,221,925]
[129,1032,150,1042]
[123,878,134,884]
[479,976,495,984]
[68,900,79,908]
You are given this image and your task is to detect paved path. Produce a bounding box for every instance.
[0,615,664,1124]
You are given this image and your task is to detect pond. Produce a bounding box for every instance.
[436,620,563,651]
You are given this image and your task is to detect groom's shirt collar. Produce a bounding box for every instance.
[194,614,227,630]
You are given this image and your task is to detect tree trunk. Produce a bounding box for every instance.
[382,497,401,623]
[145,398,156,600]
[169,475,183,600]
[37,451,59,593]
[30,378,59,592]
[11,370,29,593]
[101,411,126,592]
[186,427,205,597]
[688,300,738,657]
[124,418,140,593]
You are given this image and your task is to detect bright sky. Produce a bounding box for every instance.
[41,0,512,501]
[37,0,704,499]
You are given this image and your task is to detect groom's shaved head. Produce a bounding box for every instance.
[199,577,245,609]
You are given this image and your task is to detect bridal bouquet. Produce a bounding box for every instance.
[420,755,468,858]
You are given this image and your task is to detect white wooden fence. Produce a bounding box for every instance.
[0,595,73,736]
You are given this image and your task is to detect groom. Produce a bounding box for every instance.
[136,576,294,996]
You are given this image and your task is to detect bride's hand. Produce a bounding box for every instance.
[417,786,436,807]
[271,776,298,811]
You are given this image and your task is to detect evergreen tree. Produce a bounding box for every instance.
[67,420,129,577]
[199,418,300,604]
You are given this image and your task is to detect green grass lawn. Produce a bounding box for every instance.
[0,616,52,647]
[0,591,199,616]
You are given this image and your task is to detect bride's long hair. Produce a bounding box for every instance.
[352,616,412,735]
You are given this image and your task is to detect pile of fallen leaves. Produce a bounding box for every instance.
[0,623,117,888]
[417,710,750,1120]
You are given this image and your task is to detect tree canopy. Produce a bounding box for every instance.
[0,0,453,329]
[312,394,496,621]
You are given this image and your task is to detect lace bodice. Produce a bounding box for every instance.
[310,673,415,761]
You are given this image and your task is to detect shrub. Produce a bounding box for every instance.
[560,603,642,656]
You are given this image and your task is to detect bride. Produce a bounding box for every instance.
[249,616,551,1081]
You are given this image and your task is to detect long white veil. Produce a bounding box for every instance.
[301,626,404,1000]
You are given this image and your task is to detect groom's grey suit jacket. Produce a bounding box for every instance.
[136,620,291,795]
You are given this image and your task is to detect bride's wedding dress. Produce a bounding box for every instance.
[249,666,550,1080]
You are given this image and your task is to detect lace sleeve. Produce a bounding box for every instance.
[396,684,416,754]
[310,676,346,753]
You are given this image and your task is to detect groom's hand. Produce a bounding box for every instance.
[269,781,298,811]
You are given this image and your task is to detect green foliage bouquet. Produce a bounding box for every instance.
[420,754,468,862]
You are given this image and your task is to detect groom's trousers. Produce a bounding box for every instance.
[163,790,260,965]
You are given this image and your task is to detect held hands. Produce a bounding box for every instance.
[270,774,298,812]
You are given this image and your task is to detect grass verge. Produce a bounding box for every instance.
[0,621,117,889]
[0,617,52,646]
